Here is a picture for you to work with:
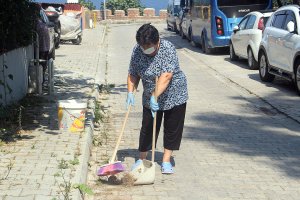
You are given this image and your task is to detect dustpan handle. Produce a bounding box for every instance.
[110,88,137,163]
[152,77,158,162]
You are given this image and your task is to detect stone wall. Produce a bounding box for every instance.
[96,8,167,21]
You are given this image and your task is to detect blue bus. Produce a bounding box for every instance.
[180,0,273,53]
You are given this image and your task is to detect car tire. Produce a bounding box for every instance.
[49,48,55,60]
[247,48,258,70]
[229,42,238,61]
[167,23,171,31]
[175,25,179,34]
[190,30,196,47]
[294,60,300,95]
[259,52,275,82]
[55,27,61,49]
[174,23,179,33]
[186,29,191,42]
[180,28,186,39]
[72,36,82,45]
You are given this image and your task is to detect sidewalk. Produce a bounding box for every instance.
[87,24,300,200]
[0,25,106,200]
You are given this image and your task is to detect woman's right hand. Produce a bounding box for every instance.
[126,92,135,109]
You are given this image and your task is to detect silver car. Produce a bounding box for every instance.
[259,5,300,95]
[230,11,273,70]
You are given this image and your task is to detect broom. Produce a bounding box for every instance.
[97,90,136,176]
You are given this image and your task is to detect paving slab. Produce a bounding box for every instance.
[0,25,105,200]
[87,23,300,200]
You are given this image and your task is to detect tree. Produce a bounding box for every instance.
[101,0,145,15]
[273,0,299,7]
[79,0,96,10]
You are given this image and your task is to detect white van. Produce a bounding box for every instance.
[167,0,181,32]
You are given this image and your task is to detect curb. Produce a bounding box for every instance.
[71,25,106,200]
[71,87,100,200]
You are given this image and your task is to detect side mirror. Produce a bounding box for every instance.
[233,25,240,33]
[287,21,295,33]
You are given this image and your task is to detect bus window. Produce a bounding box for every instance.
[217,0,269,6]
[203,7,209,20]
[217,0,270,18]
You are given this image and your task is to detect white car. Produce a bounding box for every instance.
[230,11,273,70]
[258,5,300,95]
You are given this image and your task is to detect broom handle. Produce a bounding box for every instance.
[152,77,158,162]
[110,89,137,163]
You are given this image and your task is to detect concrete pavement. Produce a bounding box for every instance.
[87,23,300,200]
[0,25,105,200]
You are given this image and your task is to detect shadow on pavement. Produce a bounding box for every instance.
[161,30,229,56]
[184,108,300,179]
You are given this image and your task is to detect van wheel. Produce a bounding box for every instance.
[295,60,300,95]
[72,36,82,45]
[259,52,275,82]
[247,48,258,70]
[229,42,238,61]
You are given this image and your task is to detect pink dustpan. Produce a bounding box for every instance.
[97,161,125,176]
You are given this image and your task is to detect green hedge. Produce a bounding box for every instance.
[0,0,38,55]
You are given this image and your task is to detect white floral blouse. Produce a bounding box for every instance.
[129,39,188,110]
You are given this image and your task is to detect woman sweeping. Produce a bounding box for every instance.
[126,23,188,174]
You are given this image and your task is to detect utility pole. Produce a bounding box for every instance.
[103,0,106,20]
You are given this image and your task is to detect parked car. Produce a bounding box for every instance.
[167,0,181,32]
[230,11,273,70]
[175,10,183,33]
[175,10,184,35]
[258,5,300,95]
[37,4,56,60]
[60,13,82,45]
[44,5,62,49]
[179,0,192,41]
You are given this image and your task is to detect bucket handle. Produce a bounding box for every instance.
[61,107,87,121]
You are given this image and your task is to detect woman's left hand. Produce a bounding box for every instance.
[150,95,159,117]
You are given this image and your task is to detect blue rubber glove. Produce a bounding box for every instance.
[150,95,159,118]
[126,92,135,109]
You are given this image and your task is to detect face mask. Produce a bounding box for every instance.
[142,46,156,55]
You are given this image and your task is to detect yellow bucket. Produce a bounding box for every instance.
[58,99,87,132]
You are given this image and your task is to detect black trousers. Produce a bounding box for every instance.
[139,103,187,152]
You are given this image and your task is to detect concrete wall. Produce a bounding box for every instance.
[0,45,34,106]
[97,8,167,21]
